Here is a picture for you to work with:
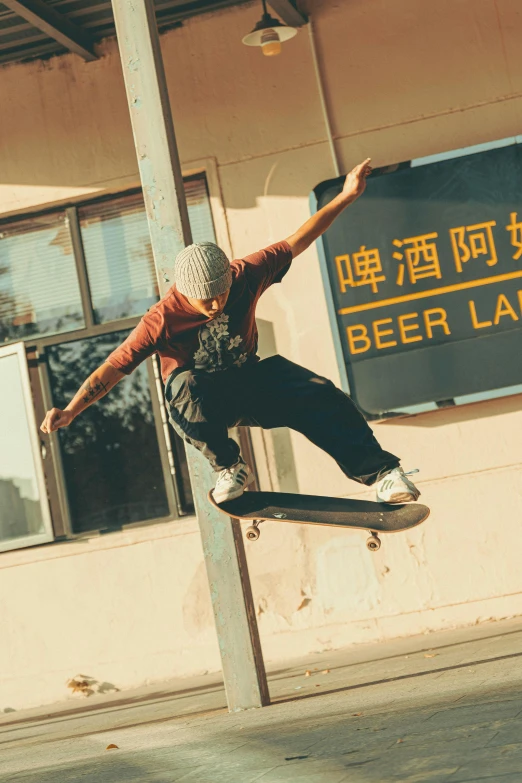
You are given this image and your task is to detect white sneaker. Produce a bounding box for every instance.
[375,467,420,504]
[213,459,254,503]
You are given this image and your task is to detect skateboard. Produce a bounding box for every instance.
[208,490,430,551]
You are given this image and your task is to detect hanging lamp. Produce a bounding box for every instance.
[242,0,298,56]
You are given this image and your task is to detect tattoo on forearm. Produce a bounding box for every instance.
[81,377,109,405]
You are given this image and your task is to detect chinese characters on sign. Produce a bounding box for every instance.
[393,233,441,285]
[335,247,385,293]
[506,213,522,260]
[334,210,522,361]
[450,221,497,272]
[335,215,522,299]
[317,143,522,414]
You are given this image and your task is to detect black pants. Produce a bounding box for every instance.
[165,355,400,486]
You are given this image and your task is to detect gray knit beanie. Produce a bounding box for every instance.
[174,242,232,299]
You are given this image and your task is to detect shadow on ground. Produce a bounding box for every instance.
[3,674,522,782]
[2,619,522,783]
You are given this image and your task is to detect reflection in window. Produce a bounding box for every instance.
[79,195,159,324]
[184,175,218,245]
[0,353,45,544]
[80,176,218,325]
[0,214,84,342]
[47,331,170,533]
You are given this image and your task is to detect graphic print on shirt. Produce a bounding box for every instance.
[193,313,248,372]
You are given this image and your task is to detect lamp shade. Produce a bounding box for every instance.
[242,12,297,47]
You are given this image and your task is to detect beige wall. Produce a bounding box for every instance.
[1,0,522,710]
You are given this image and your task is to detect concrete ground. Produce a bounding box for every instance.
[1,617,522,783]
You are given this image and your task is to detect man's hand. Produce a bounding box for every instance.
[341,158,372,202]
[285,157,373,258]
[40,363,125,435]
[41,408,75,434]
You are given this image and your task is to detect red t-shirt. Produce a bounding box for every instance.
[107,241,293,383]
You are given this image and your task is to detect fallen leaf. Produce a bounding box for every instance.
[67,679,90,691]
[66,675,97,698]
[352,712,363,717]
[397,739,404,744]
[424,654,438,659]
[315,684,321,687]
[106,744,119,750]
[322,669,330,675]
[304,670,312,677]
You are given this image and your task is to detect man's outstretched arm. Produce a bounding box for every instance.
[40,361,125,433]
[286,158,372,258]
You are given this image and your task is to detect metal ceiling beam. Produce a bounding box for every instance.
[267,0,307,27]
[2,0,98,61]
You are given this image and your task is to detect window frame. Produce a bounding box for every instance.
[0,342,54,553]
[0,174,220,547]
[35,337,184,539]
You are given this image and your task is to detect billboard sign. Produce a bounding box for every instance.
[316,143,522,415]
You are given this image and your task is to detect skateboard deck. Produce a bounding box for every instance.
[209,490,430,551]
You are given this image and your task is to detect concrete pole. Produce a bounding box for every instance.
[110,0,270,711]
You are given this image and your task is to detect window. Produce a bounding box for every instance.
[0,173,215,549]
[184,175,217,244]
[80,195,158,324]
[0,343,53,552]
[78,177,216,325]
[47,331,172,533]
[0,213,84,343]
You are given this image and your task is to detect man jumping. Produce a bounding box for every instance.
[41,159,420,506]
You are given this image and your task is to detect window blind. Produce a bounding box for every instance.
[80,175,218,324]
[184,174,217,245]
[0,214,84,342]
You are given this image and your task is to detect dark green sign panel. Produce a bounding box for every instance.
[316,144,522,415]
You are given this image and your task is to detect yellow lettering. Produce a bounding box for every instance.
[518,290,522,317]
[335,255,352,293]
[469,300,492,329]
[493,294,518,325]
[346,324,371,354]
[398,312,422,344]
[373,318,397,350]
[424,308,450,338]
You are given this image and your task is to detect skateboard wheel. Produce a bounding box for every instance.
[246,526,260,541]
[366,534,381,552]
